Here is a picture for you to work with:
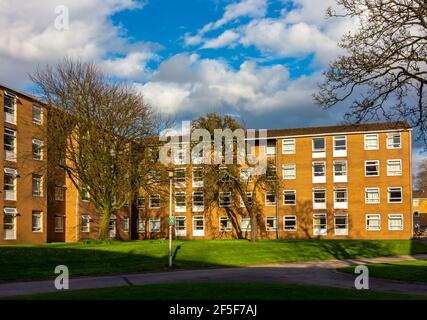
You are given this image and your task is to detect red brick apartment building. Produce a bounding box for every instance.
[0,83,414,243]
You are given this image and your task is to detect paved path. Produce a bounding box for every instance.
[1,254,426,298]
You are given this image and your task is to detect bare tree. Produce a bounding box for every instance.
[192,113,280,242]
[32,59,166,240]
[416,158,427,191]
[315,0,427,144]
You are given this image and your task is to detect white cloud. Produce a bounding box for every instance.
[202,30,240,49]
[101,51,156,79]
[0,0,154,85]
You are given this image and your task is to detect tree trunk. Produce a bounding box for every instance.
[99,208,112,240]
[249,209,258,242]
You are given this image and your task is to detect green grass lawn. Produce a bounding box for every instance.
[0,239,425,282]
[9,283,427,300]
[340,259,427,282]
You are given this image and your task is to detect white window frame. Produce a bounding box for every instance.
[265,192,277,206]
[366,214,381,231]
[266,216,277,232]
[283,215,297,232]
[282,164,296,180]
[312,137,326,158]
[192,216,205,236]
[32,174,43,197]
[4,93,16,124]
[312,161,326,183]
[364,134,379,150]
[282,139,295,154]
[149,194,161,209]
[388,187,403,203]
[219,216,232,232]
[54,215,64,233]
[192,167,203,188]
[386,132,401,149]
[240,192,253,207]
[32,139,44,161]
[334,214,348,236]
[149,218,161,232]
[333,160,347,183]
[174,168,186,188]
[313,189,327,209]
[240,217,251,231]
[313,213,327,236]
[219,192,232,208]
[3,210,17,240]
[32,211,43,233]
[387,159,402,176]
[32,105,43,125]
[174,192,186,212]
[175,216,186,237]
[388,214,403,231]
[365,187,380,204]
[365,160,380,177]
[137,196,145,209]
[4,128,16,162]
[54,185,65,201]
[265,140,276,156]
[333,136,347,157]
[138,219,146,233]
[192,191,204,212]
[283,190,296,205]
[240,168,253,182]
[4,168,17,201]
[80,215,91,233]
[334,188,348,209]
[123,217,129,232]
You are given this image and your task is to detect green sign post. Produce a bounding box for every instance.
[169,216,175,225]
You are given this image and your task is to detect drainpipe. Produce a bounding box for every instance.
[75,187,79,242]
[409,129,413,239]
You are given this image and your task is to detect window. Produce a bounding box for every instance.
[413,199,420,207]
[219,192,232,208]
[312,137,325,158]
[4,168,17,201]
[313,161,326,183]
[334,188,348,209]
[333,136,347,157]
[388,214,403,231]
[174,168,186,188]
[192,191,204,212]
[387,159,402,176]
[54,186,64,201]
[387,133,401,149]
[240,217,251,231]
[366,214,381,231]
[240,168,253,182]
[365,188,380,204]
[365,134,379,150]
[174,144,188,165]
[193,216,204,236]
[3,209,16,240]
[192,167,203,187]
[266,165,277,181]
[219,217,232,232]
[80,215,90,233]
[149,194,161,208]
[32,139,43,160]
[32,105,42,125]
[365,160,379,176]
[265,140,276,156]
[137,196,145,209]
[123,217,129,232]
[313,213,327,236]
[54,215,64,233]
[265,192,277,206]
[149,218,161,232]
[282,164,296,180]
[313,189,326,209]
[31,211,42,232]
[175,216,186,236]
[32,174,43,197]
[175,192,186,212]
[240,192,253,207]
[81,185,90,201]
[333,160,347,182]
[284,216,297,231]
[138,219,146,233]
[4,128,16,161]
[388,187,402,203]
[282,139,295,154]
[334,214,348,235]
[266,216,277,231]
[4,93,16,124]
[283,190,296,205]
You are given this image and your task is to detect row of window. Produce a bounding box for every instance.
[4,128,44,162]
[3,209,43,240]
[140,186,404,211]
[281,132,402,156]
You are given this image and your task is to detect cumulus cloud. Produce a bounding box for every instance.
[202,30,240,49]
[0,0,154,85]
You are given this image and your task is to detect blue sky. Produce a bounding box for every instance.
[0,0,425,168]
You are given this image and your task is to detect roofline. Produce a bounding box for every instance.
[0,83,44,105]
